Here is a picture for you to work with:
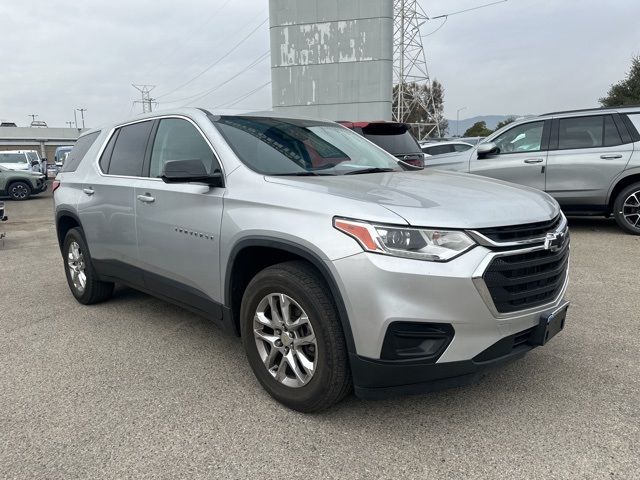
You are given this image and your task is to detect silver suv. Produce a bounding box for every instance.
[53,109,570,411]
[425,106,640,234]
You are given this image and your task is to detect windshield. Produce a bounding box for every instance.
[211,116,402,175]
[26,151,39,162]
[0,153,27,164]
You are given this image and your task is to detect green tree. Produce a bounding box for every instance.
[600,55,640,107]
[494,116,516,131]
[464,121,493,137]
[392,79,448,138]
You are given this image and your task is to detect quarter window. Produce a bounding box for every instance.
[558,115,621,150]
[60,131,100,173]
[493,121,544,154]
[106,121,153,176]
[149,118,217,178]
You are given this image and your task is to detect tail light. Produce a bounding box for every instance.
[52,180,60,193]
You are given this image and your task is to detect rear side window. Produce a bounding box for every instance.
[106,121,153,176]
[423,144,455,155]
[558,115,621,150]
[60,132,100,172]
[361,124,421,155]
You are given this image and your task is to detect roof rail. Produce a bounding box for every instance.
[542,105,640,116]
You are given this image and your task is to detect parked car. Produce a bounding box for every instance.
[421,140,474,157]
[55,145,74,168]
[424,106,640,234]
[0,165,47,200]
[0,150,43,172]
[54,109,570,412]
[337,121,425,168]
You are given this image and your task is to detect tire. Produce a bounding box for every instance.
[240,261,351,412]
[613,182,640,235]
[7,181,31,201]
[62,227,114,304]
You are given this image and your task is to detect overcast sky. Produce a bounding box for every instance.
[1,0,638,128]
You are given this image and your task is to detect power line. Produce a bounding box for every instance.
[215,80,272,108]
[431,0,508,19]
[156,17,269,100]
[421,16,448,37]
[159,50,270,106]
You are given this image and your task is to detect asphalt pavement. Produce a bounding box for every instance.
[0,188,638,479]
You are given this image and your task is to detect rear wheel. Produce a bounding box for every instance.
[613,182,640,235]
[240,261,351,412]
[8,181,31,200]
[63,228,114,304]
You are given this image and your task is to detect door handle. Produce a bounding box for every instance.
[524,158,544,164]
[137,194,155,203]
[600,154,622,160]
[82,187,94,195]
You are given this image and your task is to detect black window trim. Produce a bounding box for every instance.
[96,114,226,181]
[620,112,640,142]
[550,113,627,152]
[487,119,551,156]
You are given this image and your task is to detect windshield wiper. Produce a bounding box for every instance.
[342,167,397,175]
[270,171,334,176]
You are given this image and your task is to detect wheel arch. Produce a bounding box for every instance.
[55,209,82,251]
[608,171,640,213]
[224,237,356,354]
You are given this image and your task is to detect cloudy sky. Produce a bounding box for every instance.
[0,0,638,128]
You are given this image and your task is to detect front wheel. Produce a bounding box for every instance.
[613,182,640,235]
[8,181,31,200]
[240,261,351,412]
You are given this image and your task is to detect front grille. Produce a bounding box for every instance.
[476,215,562,243]
[483,236,569,313]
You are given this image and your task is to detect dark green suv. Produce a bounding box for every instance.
[0,165,47,200]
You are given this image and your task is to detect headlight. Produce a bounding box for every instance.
[334,218,476,262]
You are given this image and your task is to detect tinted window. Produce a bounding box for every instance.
[99,131,118,173]
[453,143,472,152]
[558,115,621,150]
[60,131,101,172]
[212,116,400,175]
[493,121,544,154]
[107,121,153,176]
[0,153,27,164]
[149,119,216,177]
[361,124,421,155]
[423,144,455,155]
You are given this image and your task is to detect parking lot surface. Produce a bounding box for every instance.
[1,188,639,479]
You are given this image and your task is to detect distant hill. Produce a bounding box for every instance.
[446,115,524,137]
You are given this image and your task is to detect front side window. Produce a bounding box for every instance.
[558,115,621,150]
[149,119,217,178]
[492,121,544,154]
[106,121,153,176]
[453,143,473,152]
[0,153,27,164]
[211,116,401,175]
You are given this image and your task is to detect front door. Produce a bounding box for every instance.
[470,120,549,191]
[134,117,225,315]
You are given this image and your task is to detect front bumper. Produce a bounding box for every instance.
[329,244,569,397]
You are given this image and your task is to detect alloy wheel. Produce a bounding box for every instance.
[10,184,28,199]
[253,293,318,388]
[67,241,87,293]
[622,190,640,228]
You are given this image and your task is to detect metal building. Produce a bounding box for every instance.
[269,0,393,121]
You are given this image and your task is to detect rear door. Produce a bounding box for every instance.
[470,120,550,190]
[77,120,153,282]
[545,114,633,209]
[134,117,226,311]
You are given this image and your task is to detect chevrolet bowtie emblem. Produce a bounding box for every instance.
[544,232,564,252]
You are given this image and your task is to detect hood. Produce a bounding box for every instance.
[265,170,559,229]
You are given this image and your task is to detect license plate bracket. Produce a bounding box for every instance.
[528,302,569,346]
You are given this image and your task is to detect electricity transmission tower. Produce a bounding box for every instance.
[393,0,441,138]
[132,84,157,113]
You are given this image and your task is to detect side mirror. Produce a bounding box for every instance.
[477,142,498,158]
[161,159,224,187]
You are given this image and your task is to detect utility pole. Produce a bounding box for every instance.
[393,0,441,139]
[76,108,87,129]
[66,121,74,128]
[28,114,38,124]
[456,107,467,136]
[74,110,78,129]
[132,84,157,113]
